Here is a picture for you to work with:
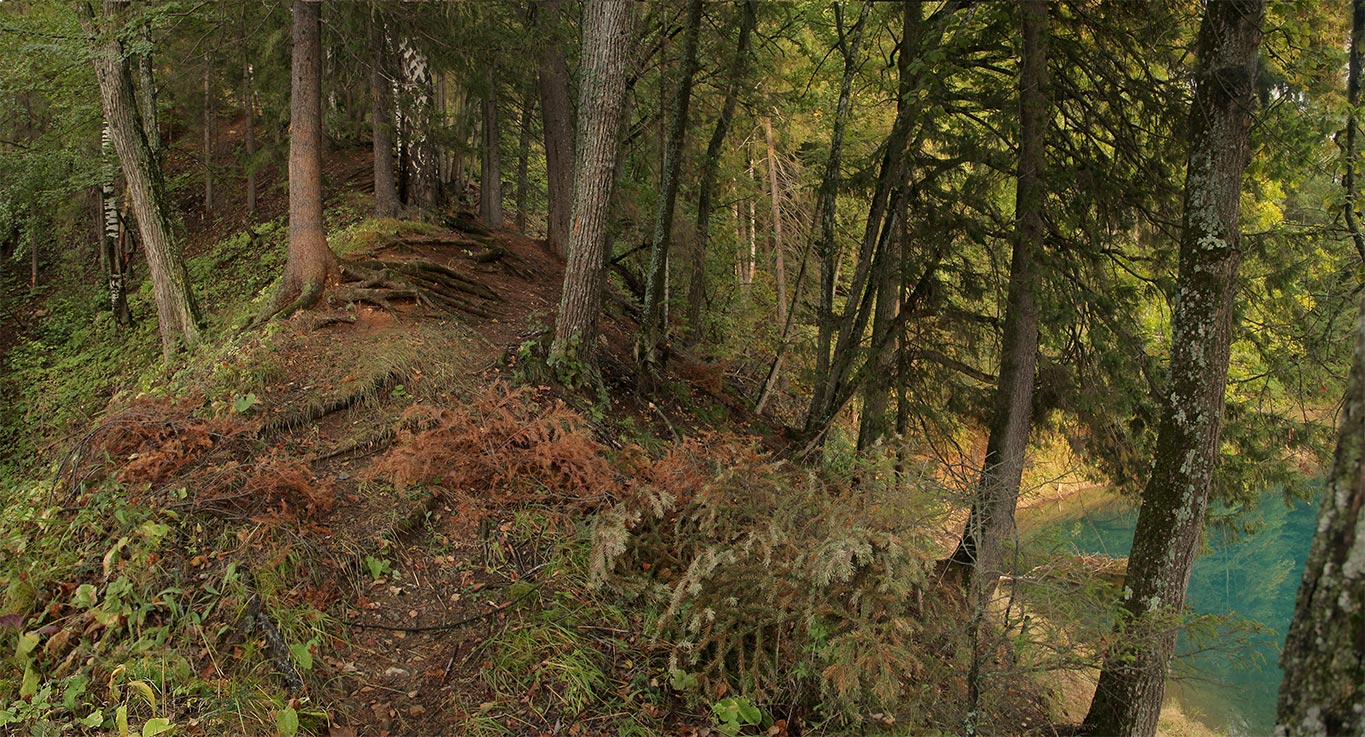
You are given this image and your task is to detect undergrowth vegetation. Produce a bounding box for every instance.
[0,212,1126,736]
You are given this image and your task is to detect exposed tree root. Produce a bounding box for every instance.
[334,258,502,319]
[259,369,401,436]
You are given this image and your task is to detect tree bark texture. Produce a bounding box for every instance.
[280,0,337,312]
[813,2,869,392]
[481,66,504,228]
[951,0,1047,591]
[515,88,533,232]
[1275,3,1365,733]
[1276,278,1365,736]
[243,60,258,218]
[685,0,755,345]
[370,16,400,219]
[550,0,634,370]
[397,37,439,213]
[538,0,575,258]
[1082,2,1264,735]
[805,1,962,446]
[1344,0,1365,266]
[638,0,704,373]
[101,121,133,328]
[80,0,201,358]
[203,66,215,212]
[136,21,160,163]
[857,0,928,453]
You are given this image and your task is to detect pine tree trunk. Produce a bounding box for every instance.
[480,66,504,228]
[538,0,575,258]
[1346,0,1365,265]
[950,0,1047,590]
[1275,1,1365,731]
[243,60,258,218]
[80,0,201,359]
[763,116,788,331]
[369,16,400,219]
[638,0,703,373]
[814,2,871,409]
[686,1,755,345]
[276,0,337,314]
[203,66,215,213]
[1277,277,1365,735]
[857,1,927,453]
[515,88,533,232]
[1082,2,1264,735]
[549,0,634,372]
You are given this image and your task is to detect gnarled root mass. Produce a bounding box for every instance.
[333,258,502,318]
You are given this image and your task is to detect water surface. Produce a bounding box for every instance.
[1044,487,1318,735]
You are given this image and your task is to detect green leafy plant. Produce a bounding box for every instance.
[233,393,259,415]
[712,696,764,736]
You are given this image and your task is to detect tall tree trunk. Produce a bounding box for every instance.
[763,115,788,330]
[28,203,38,288]
[549,0,635,374]
[203,65,215,213]
[1082,2,1264,735]
[1276,1,1365,732]
[637,0,703,374]
[956,2,1047,731]
[480,66,504,228]
[369,15,400,218]
[136,20,160,163]
[515,87,533,232]
[243,61,258,218]
[1345,0,1365,266]
[538,0,575,258]
[80,0,201,359]
[398,37,439,213]
[1277,276,1365,735]
[686,0,755,345]
[950,0,1047,587]
[814,1,871,408]
[273,0,337,317]
[803,1,963,450]
[101,121,132,328]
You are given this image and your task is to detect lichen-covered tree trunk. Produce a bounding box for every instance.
[369,15,400,219]
[685,0,754,345]
[80,0,201,359]
[950,0,1047,588]
[1275,3,1365,733]
[480,65,504,229]
[637,0,703,374]
[1344,0,1365,265]
[1082,2,1264,735]
[100,121,132,329]
[549,0,634,373]
[1276,280,1365,735]
[135,20,160,164]
[277,0,337,315]
[538,0,575,259]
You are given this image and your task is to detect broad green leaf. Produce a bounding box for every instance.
[141,717,175,736]
[276,706,299,736]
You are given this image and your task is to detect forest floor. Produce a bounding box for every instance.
[0,139,1225,737]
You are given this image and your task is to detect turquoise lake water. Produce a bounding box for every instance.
[1045,487,1319,736]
